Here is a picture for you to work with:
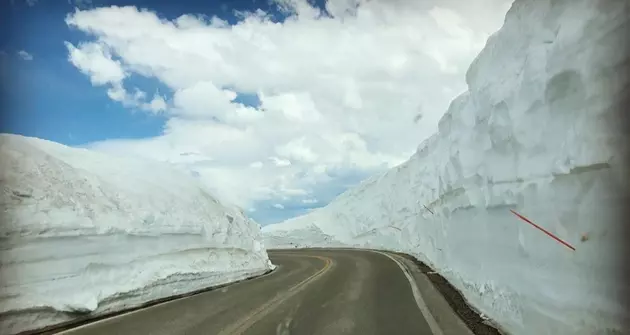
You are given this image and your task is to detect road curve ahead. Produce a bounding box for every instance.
[60,249,447,335]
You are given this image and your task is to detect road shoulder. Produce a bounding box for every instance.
[391,252,507,335]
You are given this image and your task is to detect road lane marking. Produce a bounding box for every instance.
[373,251,444,335]
[218,255,333,335]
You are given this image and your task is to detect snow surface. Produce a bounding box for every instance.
[0,134,274,335]
[264,0,630,334]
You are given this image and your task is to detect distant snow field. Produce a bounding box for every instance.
[0,134,274,335]
[264,0,630,334]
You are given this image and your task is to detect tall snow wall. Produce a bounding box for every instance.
[263,0,630,333]
[0,134,274,335]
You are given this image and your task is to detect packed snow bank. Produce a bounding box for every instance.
[0,134,274,335]
[263,221,347,249]
[264,0,630,334]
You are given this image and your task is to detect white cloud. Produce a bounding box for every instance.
[302,198,318,204]
[106,84,167,114]
[65,42,126,85]
[143,94,168,113]
[173,82,237,118]
[17,50,33,61]
[273,203,285,209]
[270,157,291,167]
[64,41,167,114]
[66,0,511,217]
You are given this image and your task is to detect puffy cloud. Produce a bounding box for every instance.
[65,41,167,114]
[65,42,126,85]
[17,50,33,60]
[144,95,167,113]
[66,0,511,218]
[173,82,237,119]
[270,157,292,167]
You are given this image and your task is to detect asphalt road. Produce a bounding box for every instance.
[59,249,448,335]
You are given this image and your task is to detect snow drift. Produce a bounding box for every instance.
[0,134,274,335]
[264,222,347,249]
[264,0,630,334]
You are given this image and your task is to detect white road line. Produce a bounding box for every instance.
[373,251,444,335]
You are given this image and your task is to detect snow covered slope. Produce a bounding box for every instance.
[263,220,347,249]
[264,0,630,334]
[0,134,273,335]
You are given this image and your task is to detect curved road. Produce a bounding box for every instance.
[59,249,468,335]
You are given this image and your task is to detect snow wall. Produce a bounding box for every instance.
[264,0,630,334]
[0,134,274,335]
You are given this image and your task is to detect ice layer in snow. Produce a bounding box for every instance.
[0,134,274,335]
[264,0,630,334]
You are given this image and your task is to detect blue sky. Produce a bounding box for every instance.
[1,0,509,225]
[1,0,283,146]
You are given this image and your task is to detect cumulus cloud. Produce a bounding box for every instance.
[17,50,33,60]
[64,41,167,113]
[65,42,125,85]
[270,157,292,167]
[65,0,511,218]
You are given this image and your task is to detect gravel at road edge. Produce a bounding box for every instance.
[394,252,506,335]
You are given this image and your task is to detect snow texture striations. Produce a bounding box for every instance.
[264,0,630,334]
[0,134,274,335]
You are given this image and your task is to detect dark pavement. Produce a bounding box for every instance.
[59,249,455,335]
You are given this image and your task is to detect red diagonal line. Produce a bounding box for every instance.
[510,210,575,251]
